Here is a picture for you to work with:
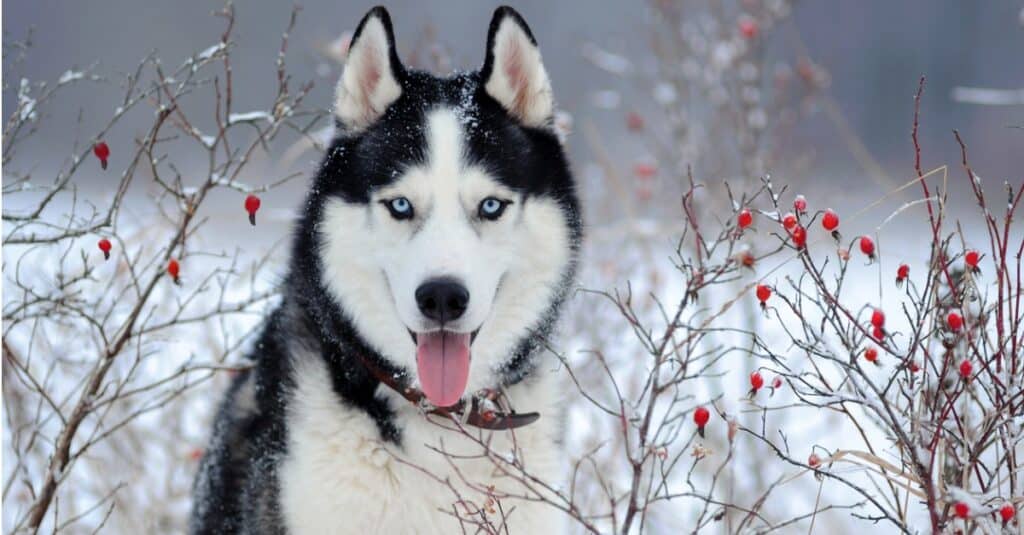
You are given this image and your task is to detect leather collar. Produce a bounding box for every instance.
[356,353,540,431]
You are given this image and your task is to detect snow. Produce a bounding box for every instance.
[57,69,84,84]
[17,78,37,122]
[228,111,272,125]
[197,42,225,62]
[191,127,217,148]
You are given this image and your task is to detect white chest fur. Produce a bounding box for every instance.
[278,357,566,535]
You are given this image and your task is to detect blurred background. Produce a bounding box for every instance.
[5,0,1023,199]
[3,1,1023,533]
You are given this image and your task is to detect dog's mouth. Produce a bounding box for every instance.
[408,328,480,408]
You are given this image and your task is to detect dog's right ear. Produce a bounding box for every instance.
[334,7,404,131]
[481,7,553,128]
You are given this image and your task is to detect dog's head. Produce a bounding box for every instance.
[311,6,579,408]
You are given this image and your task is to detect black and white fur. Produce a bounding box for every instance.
[191,6,581,534]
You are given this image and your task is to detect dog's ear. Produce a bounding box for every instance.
[481,7,553,128]
[334,6,404,131]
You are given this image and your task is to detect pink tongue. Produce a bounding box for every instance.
[416,331,471,408]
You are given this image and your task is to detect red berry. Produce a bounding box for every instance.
[965,250,980,268]
[756,284,771,303]
[738,19,758,39]
[863,347,878,363]
[781,212,797,230]
[245,194,262,226]
[859,236,875,257]
[693,406,710,427]
[189,448,204,461]
[909,361,921,373]
[97,238,112,260]
[822,209,839,231]
[737,209,753,229]
[1000,504,1015,523]
[772,376,782,389]
[872,326,885,341]
[168,258,181,283]
[481,410,497,423]
[93,142,110,159]
[633,162,656,179]
[808,453,821,468]
[871,308,885,328]
[896,263,910,285]
[947,311,963,331]
[625,112,644,132]
[954,501,969,519]
[93,141,110,170]
[959,359,972,379]
[245,194,261,213]
[750,371,764,391]
[791,225,807,248]
[793,195,807,213]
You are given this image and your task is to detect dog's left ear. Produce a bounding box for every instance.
[335,6,404,131]
[481,7,553,128]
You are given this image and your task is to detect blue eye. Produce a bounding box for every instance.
[478,197,509,220]
[382,197,414,220]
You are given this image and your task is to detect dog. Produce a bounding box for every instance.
[190,5,581,534]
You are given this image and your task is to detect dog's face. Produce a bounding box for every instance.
[314,7,579,407]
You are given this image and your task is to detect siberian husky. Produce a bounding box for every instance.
[191,6,581,533]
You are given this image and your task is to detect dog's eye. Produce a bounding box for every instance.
[478,197,510,220]
[382,197,414,220]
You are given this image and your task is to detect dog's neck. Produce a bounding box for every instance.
[353,351,540,430]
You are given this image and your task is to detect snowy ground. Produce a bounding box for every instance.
[5,152,1005,533]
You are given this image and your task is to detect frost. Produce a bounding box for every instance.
[58,69,84,84]
[197,43,225,62]
[228,111,272,125]
[17,78,38,122]
[192,127,217,148]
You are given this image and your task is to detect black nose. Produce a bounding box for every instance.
[415,278,469,323]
